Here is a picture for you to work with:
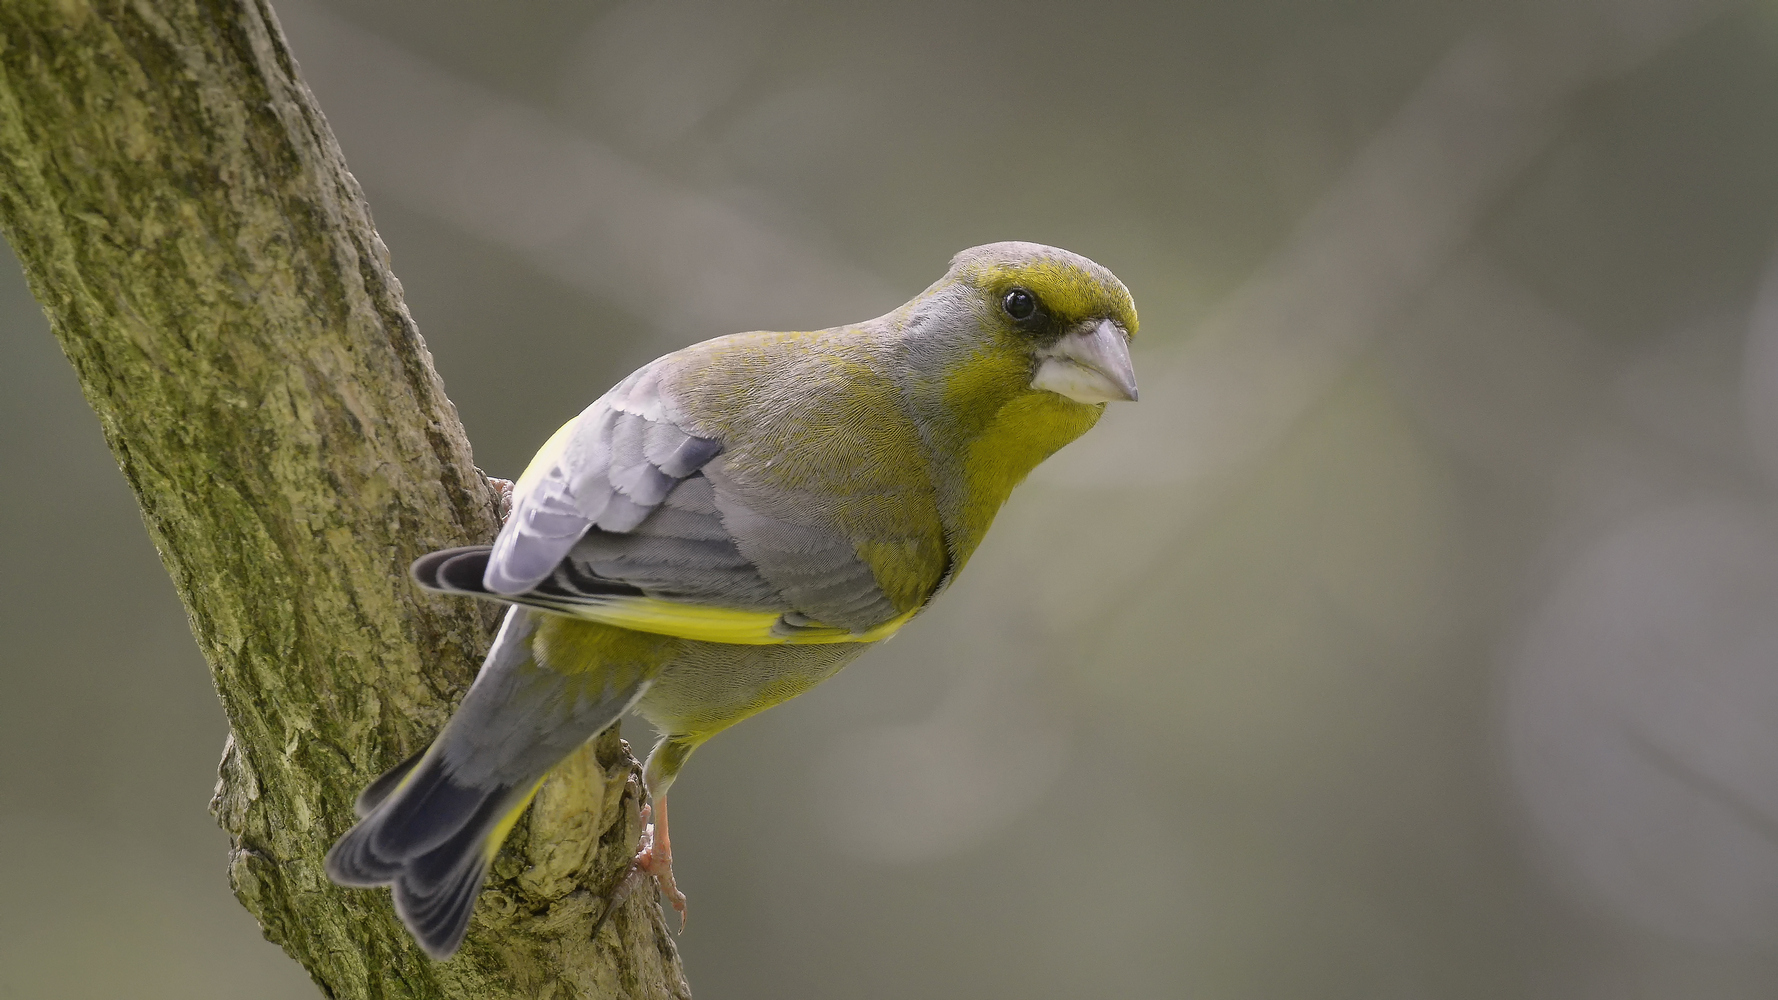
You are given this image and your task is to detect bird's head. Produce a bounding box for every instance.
[900,242,1139,413]
[887,243,1138,555]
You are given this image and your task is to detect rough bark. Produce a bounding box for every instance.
[0,2,690,997]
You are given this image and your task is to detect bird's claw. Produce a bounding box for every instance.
[592,802,688,940]
[635,802,688,931]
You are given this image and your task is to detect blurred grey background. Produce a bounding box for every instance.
[6,0,1778,996]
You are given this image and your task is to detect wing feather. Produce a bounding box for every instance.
[444,348,928,644]
[484,363,721,595]
[705,470,904,632]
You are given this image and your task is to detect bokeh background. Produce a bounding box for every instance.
[6,0,1778,995]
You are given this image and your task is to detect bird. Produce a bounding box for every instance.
[324,241,1140,959]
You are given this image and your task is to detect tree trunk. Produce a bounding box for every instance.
[0,2,690,996]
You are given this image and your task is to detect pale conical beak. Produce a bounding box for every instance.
[1031,319,1139,404]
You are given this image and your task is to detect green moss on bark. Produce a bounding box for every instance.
[0,2,690,996]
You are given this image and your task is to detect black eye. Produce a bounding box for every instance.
[1002,287,1038,321]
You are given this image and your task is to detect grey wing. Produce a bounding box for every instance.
[483,360,723,595]
[565,473,783,609]
[563,468,904,631]
[462,357,906,633]
[420,467,904,634]
[702,461,904,631]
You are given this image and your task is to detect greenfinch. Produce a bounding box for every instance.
[325,241,1139,958]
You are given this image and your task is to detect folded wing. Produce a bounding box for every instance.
[483,361,725,596]
[437,362,916,644]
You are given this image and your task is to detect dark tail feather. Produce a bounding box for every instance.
[324,817,406,887]
[410,546,499,597]
[325,754,533,957]
[410,546,489,592]
[364,757,497,862]
[327,745,492,889]
[326,751,515,870]
[395,853,490,960]
[353,747,427,818]
[390,793,518,959]
[326,603,655,959]
[409,544,644,606]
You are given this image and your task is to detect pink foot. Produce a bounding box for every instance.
[636,799,688,930]
[589,797,689,941]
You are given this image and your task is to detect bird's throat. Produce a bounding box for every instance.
[945,389,1102,573]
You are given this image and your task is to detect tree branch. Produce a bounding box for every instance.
[0,1,689,996]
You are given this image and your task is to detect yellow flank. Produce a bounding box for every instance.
[548,593,917,645]
[531,613,679,676]
[638,642,873,746]
[482,776,548,861]
[835,608,918,643]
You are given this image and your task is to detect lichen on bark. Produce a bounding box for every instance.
[0,1,689,996]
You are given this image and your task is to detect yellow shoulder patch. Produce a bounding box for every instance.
[513,416,580,498]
